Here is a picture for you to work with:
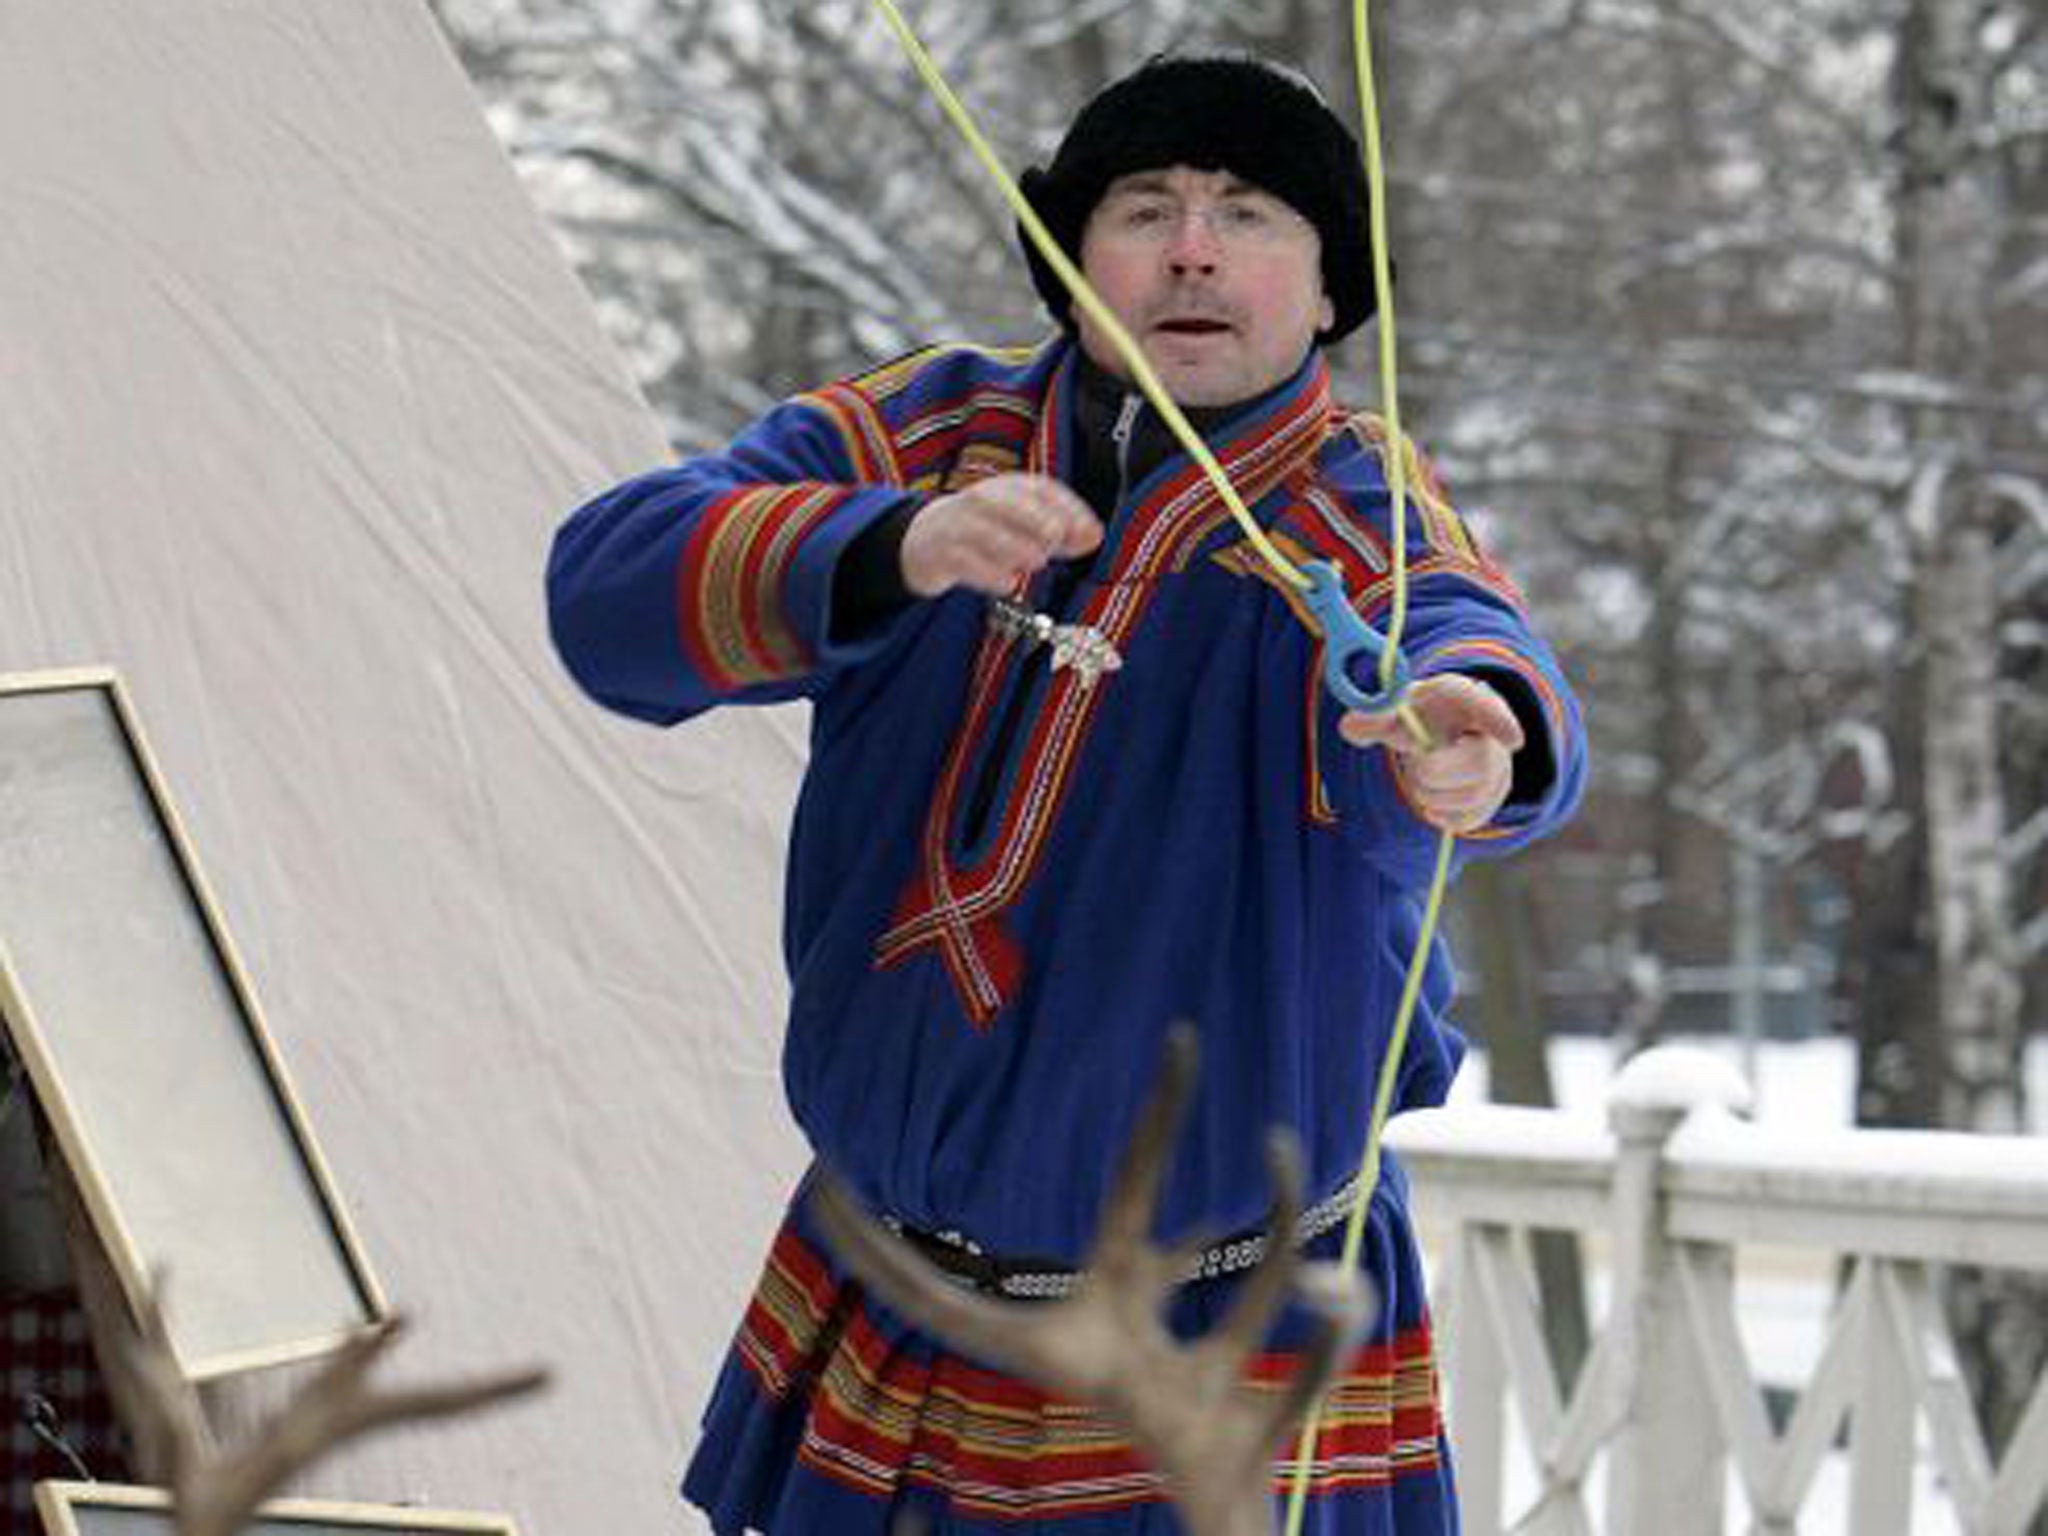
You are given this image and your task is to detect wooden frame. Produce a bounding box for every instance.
[0,666,386,1379]
[34,1481,519,1535]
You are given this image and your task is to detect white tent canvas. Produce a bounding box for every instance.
[0,1,808,1529]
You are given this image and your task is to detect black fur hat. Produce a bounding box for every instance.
[1017,54,1379,344]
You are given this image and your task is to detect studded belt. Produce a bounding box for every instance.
[883,1177,1362,1303]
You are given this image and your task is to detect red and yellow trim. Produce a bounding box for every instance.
[875,368,1337,1024]
[802,382,902,485]
[1336,412,1473,563]
[1423,637,1565,726]
[729,1222,1445,1522]
[676,484,843,689]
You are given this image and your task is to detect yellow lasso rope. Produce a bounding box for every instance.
[857,4,1461,1528]
[1279,5,1459,1531]
[1351,0,1411,698]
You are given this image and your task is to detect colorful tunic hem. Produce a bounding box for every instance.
[682,1170,1458,1534]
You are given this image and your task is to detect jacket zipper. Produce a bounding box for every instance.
[1110,392,1142,509]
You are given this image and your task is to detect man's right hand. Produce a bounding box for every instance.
[899,473,1104,598]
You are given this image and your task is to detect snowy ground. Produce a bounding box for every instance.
[1427,1032,2048,1533]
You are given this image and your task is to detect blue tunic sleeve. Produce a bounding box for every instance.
[546,385,923,725]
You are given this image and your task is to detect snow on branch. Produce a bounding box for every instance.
[2010,807,2048,868]
[523,123,945,353]
[1902,453,1957,547]
[1988,472,2048,541]
[2020,907,2048,961]
[1583,0,1871,151]
[1015,0,1140,50]
[1999,255,2048,309]
[1605,225,1893,294]
[1847,370,1983,410]
[1720,382,1913,492]
[782,9,1013,252]
[1974,115,2048,156]
[1985,1,2042,71]
[1670,713,1908,861]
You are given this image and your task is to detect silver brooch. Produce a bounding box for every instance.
[988,597,1123,691]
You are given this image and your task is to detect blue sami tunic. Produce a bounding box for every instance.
[548,338,1585,1533]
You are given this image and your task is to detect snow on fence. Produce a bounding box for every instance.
[1388,1045,2048,1535]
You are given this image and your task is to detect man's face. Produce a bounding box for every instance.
[1075,166,1334,409]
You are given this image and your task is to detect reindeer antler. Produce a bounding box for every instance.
[809,1024,1374,1536]
[122,1276,547,1536]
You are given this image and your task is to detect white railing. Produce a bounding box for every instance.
[1387,1046,2048,1536]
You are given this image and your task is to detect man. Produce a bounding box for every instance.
[549,53,1584,1535]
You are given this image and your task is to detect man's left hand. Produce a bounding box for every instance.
[1337,674,1524,834]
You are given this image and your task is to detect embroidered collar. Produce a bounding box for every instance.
[1035,342,1332,547]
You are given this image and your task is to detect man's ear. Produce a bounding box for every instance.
[1318,290,1336,333]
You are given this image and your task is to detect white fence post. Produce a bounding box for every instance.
[1849,1258,1917,1536]
[1603,1050,1742,1536]
[1445,1222,1508,1535]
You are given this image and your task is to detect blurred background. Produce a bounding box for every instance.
[426,0,2047,1479]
